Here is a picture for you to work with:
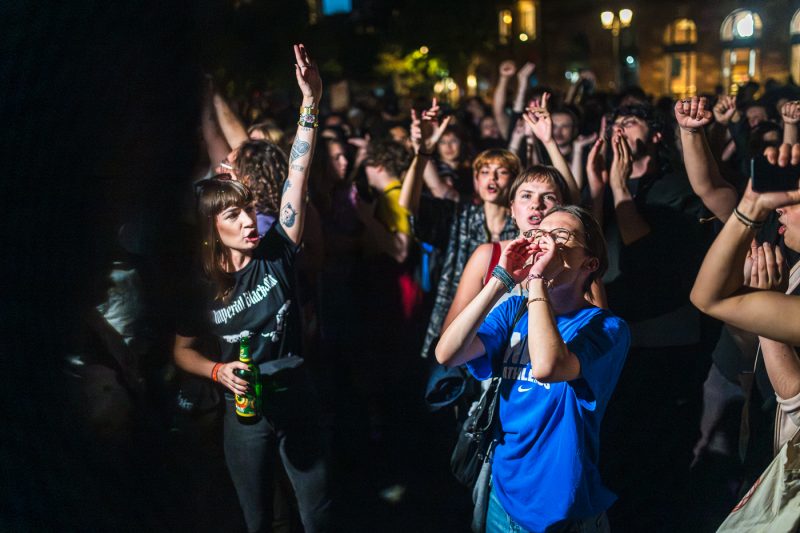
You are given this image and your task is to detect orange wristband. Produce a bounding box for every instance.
[211,362,223,382]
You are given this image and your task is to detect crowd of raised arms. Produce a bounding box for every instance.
[78,43,800,532]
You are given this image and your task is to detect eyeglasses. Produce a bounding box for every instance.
[523,227,585,247]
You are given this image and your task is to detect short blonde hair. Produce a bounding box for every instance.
[472,149,521,178]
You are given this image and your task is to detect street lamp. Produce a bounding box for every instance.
[600,8,633,88]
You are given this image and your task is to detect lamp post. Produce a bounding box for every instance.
[600,8,633,88]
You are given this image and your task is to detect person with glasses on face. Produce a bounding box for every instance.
[436,205,630,533]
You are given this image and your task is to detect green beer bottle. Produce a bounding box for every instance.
[234,335,261,423]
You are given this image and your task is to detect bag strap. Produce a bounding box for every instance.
[483,242,502,286]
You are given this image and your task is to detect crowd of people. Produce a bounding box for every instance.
[61,39,800,532]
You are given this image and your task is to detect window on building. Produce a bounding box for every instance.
[791,10,800,84]
[720,9,762,93]
[518,1,537,40]
[663,18,697,98]
[499,9,513,45]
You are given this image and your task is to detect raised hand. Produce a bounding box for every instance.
[411,98,453,155]
[522,92,552,143]
[743,240,788,291]
[586,138,609,194]
[740,144,800,217]
[609,132,633,189]
[293,43,322,104]
[573,132,598,152]
[675,96,712,131]
[517,62,536,84]
[579,69,597,85]
[713,95,737,126]
[528,234,566,283]
[497,236,537,283]
[499,60,516,79]
[782,100,800,125]
[348,135,369,167]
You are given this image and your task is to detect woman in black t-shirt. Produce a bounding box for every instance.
[174,44,331,533]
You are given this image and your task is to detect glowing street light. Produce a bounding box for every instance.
[519,33,529,42]
[600,11,614,29]
[600,9,635,87]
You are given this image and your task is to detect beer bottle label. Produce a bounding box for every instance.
[235,391,258,417]
[236,335,257,418]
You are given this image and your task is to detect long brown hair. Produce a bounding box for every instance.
[196,177,254,301]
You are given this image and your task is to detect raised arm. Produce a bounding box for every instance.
[570,133,598,191]
[398,100,454,213]
[436,237,535,368]
[675,96,738,221]
[279,43,322,244]
[523,92,580,203]
[585,137,609,227]
[213,92,249,150]
[709,95,738,158]
[608,130,651,244]
[512,62,535,113]
[525,236,581,382]
[782,100,800,145]
[493,61,516,140]
[201,79,231,168]
[691,144,800,345]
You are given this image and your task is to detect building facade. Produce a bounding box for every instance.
[487,0,800,99]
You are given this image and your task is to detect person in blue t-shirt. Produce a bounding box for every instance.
[436,205,630,533]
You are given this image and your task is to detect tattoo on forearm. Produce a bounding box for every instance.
[290,164,305,172]
[281,203,298,228]
[282,179,292,194]
[290,139,310,163]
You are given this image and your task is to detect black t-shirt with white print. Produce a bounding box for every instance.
[178,223,303,375]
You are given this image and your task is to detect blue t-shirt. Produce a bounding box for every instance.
[468,296,630,532]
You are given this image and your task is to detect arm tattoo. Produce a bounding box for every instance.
[289,139,310,163]
[290,164,305,172]
[282,179,292,195]
[280,203,298,228]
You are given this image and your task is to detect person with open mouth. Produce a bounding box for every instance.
[173,44,331,533]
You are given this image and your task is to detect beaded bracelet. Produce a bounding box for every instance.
[527,297,550,305]
[298,104,319,128]
[491,265,515,293]
[211,362,223,383]
[732,207,765,229]
[526,272,553,288]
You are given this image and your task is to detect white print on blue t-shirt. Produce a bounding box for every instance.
[501,331,550,391]
[468,296,630,533]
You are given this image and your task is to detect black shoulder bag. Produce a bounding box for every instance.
[450,299,528,487]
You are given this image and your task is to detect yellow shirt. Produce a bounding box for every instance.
[375,179,411,236]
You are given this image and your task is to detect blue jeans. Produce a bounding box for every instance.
[223,375,331,533]
[486,485,610,533]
